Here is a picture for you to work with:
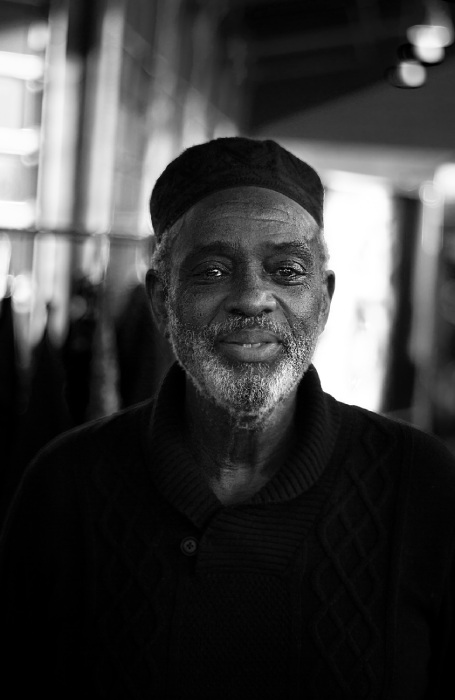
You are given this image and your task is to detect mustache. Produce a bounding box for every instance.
[198,316,296,345]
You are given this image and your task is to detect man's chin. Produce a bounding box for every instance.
[184,356,301,425]
[171,331,311,419]
[202,389,279,428]
[211,350,284,376]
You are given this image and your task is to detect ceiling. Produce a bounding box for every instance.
[232,0,455,131]
[222,0,455,193]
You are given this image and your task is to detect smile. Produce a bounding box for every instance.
[218,338,282,362]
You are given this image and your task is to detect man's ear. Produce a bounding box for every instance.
[145,269,169,337]
[318,269,335,332]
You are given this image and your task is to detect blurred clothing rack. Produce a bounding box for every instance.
[0,224,172,529]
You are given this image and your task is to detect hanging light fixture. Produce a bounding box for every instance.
[387,0,453,87]
[407,0,454,62]
[386,61,427,88]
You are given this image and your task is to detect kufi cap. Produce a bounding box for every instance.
[150,136,324,240]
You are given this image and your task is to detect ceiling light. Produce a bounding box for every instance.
[407,23,453,48]
[386,61,426,88]
[397,41,444,65]
[398,61,426,87]
[413,43,445,63]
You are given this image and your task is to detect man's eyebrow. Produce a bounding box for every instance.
[265,240,316,265]
[180,239,315,267]
[181,241,239,265]
[266,240,313,255]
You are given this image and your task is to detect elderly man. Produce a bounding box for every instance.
[1,137,455,700]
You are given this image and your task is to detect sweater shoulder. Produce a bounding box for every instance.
[1,400,156,538]
[336,398,455,516]
[39,398,153,455]
[17,399,155,491]
[339,397,453,452]
[355,402,455,471]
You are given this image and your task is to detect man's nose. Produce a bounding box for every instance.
[224,270,277,317]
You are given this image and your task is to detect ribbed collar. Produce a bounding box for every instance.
[145,363,342,529]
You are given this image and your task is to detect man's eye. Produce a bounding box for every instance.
[193,265,228,280]
[274,266,304,278]
[204,268,224,278]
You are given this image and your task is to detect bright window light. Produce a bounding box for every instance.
[0,201,35,228]
[0,51,44,80]
[0,127,39,155]
[313,173,393,411]
[0,233,11,298]
[435,163,455,200]
[27,22,50,53]
[12,273,33,313]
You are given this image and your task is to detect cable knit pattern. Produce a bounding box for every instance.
[309,415,399,699]
[2,364,455,700]
[89,454,171,697]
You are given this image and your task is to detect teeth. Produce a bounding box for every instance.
[241,343,262,348]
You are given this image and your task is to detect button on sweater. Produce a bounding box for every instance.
[1,363,455,700]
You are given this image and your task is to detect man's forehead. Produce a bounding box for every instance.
[192,200,302,224]
[181,186,319,234]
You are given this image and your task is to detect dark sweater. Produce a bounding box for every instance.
[1,364,455,700]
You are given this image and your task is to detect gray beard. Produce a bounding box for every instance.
[166,307,320,427]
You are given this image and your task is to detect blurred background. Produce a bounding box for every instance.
[1,0,455,520]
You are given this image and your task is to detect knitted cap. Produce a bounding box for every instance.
[149,136,324,240]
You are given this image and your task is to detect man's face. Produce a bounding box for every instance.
[160,186,334,425]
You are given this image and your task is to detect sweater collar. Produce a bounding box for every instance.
[145,363,341,529]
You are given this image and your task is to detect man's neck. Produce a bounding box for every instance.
[184,380,298,505]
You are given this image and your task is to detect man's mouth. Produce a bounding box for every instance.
[219,329,282,344]
[217,329,283,362]
[235,343,262,348]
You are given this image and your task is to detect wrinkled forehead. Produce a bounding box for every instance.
[176,186,321,246]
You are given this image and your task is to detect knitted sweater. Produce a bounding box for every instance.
[1,364,455,700]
